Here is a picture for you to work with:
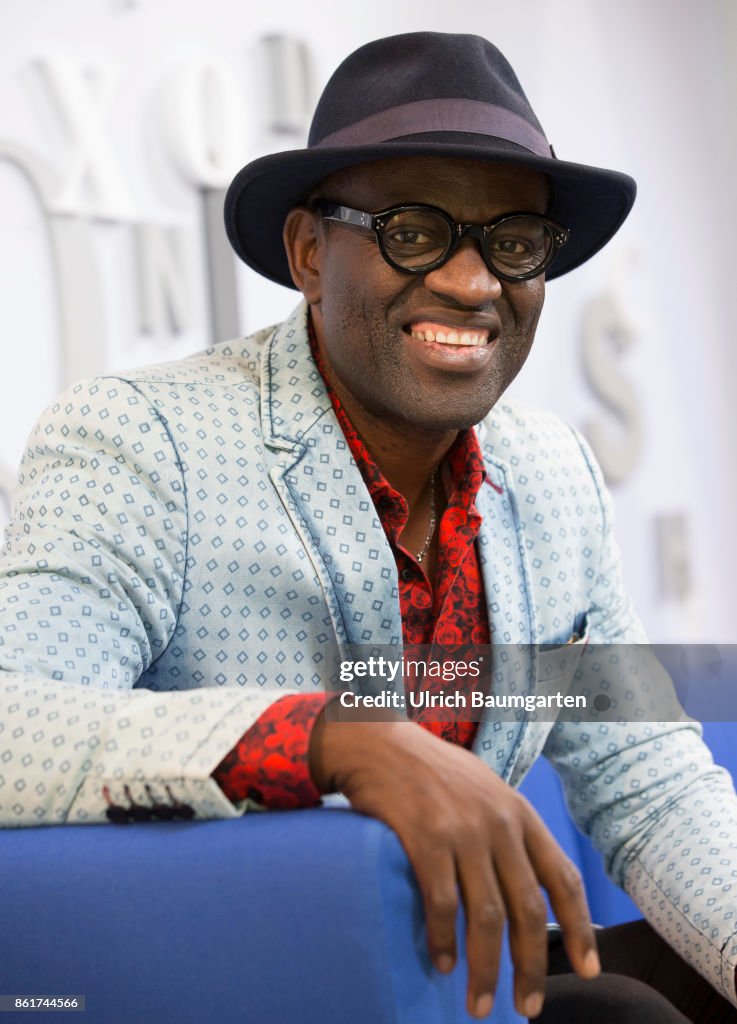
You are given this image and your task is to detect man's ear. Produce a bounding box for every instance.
[283,206,324,304]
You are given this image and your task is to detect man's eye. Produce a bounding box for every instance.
[387,228,433,246]
[492,237,534,256]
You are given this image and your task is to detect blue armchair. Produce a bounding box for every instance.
[0,807,523,1024]
[4,723,735,1024]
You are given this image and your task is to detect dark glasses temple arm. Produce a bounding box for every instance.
[314,202,375,230]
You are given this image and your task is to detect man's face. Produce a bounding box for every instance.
[297,156,548,434]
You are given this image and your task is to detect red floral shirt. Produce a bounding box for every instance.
[212,332,494,808]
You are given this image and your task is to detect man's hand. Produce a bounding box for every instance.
[309,710,600,1020]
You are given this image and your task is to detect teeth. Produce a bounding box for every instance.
[410,328,487,346]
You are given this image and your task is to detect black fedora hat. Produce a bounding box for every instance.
[224,31,635,286]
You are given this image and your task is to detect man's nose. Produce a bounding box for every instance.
[422,237,503,306]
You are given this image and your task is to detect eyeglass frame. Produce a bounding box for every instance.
[312,200,570,282]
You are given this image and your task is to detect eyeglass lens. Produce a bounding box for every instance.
[380,209,554,277]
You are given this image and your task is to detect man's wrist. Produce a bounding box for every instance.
[308,708,333,793]
[308,703,408,794]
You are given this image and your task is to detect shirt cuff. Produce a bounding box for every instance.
[211,693,328,809]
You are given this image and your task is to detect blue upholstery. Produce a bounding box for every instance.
[519,758,641,925]
[0,808,523,1024]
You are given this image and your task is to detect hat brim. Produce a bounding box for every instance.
[224,134,636,287]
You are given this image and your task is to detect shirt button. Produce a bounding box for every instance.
[400,568,414,582]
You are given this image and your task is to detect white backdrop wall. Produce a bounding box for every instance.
[1,0,735,643]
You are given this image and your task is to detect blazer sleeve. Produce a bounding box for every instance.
[0,376,294,827]
[542,427,737,1005]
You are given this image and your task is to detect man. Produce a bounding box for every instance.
[1,30,736,1024]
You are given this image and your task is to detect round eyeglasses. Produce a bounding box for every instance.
[313,201,570,281]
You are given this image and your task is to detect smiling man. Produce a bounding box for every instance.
[2,31,737,1024]
[295,160,550,431]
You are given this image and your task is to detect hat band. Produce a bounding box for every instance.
[312,98,552,158]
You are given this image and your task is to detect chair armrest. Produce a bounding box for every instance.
[0,808,522,1024]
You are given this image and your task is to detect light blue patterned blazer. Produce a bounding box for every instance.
[2,302,737,1000]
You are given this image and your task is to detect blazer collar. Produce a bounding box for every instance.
[261,302,333,451]
[262,302,402,654]
[472,450,538,780]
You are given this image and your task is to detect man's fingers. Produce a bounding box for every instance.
[330,727,597,1019]
[410,847,459,973]
[493,836,550,1019]
[457,849,505,1019]
[525,812,601,979]
[542,855,601,978]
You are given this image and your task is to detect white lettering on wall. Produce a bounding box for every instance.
[27,56,137,219]
[201,188,240,342]
[159,57,245,187]
[655,514,692,600]
[258,35,314,135]
[0,138,107,388]
[580,291,642,485]
[134,224,193,334]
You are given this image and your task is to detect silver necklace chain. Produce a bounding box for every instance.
[415,468,438,563]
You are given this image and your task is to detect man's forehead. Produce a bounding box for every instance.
[309,156,550,210]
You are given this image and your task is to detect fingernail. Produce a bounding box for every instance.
[436,954,454,973]
[582,949,601,977]
[523,992,544,1019]
[473,993,493,1018]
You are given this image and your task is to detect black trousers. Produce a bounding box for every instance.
[539,919,737,1023]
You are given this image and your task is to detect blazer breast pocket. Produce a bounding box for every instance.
[536,623,590,696]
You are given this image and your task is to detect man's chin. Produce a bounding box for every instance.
[396,403,498,436]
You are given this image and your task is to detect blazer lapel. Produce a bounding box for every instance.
[262,304,402,662]
[472,435,539,781]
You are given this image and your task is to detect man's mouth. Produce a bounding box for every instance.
[407,321,490,347]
